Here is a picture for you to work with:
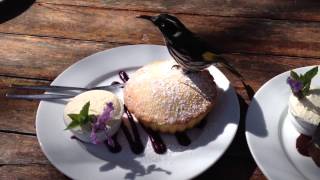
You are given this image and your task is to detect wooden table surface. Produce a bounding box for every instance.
[2,0,320,179]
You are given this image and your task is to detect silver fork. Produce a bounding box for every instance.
[6,83,124,100]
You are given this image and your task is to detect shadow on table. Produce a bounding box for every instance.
[0,0,35,24]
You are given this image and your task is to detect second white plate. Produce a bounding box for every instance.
[246,66,320,180]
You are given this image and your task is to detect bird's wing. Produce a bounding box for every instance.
[166,36,205,61]
[166,41,212,71]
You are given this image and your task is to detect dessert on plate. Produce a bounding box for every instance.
[287,67,320,136]
[287,66,320,167]
[124,60,217,133]
[64,90,123,144]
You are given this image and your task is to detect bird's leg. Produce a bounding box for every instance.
[181,68,194,74]
[171,64,195,74]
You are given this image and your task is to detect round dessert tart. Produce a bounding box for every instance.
[64,90,124,143]
[124,60,217,133]
[288,89,320,136]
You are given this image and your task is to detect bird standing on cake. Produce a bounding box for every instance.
[137,14,242,78]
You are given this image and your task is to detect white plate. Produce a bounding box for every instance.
[36,45,240,180]
[246,66,320,180]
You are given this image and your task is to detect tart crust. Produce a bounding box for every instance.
[124,60,217,133]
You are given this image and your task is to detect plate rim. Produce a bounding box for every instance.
[35,44,240,179]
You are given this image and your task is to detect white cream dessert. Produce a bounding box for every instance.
[287,67,320,167]
[289,90,320,136]
[64,90,124,143]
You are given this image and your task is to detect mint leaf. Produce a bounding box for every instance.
[80,101,90,117]
[68,114,81,122]
[300,75,306,85]
[303,81,312,94]
[78,115,87,125]
[290,71,300,80]
[65,119,80,130]
[65,114,82,130]
[65,102,93,130]
[304,66,318,83]
[288,66,318,99]
[300,66,317,95]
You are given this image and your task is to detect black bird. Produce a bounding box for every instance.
[137,14,242,78]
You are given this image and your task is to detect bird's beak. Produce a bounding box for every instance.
[136,15,156,22]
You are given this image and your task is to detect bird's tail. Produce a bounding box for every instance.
[217,56,244,80]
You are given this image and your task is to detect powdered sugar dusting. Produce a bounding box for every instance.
[125,60,217,125]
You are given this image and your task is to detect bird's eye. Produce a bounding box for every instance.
[160,23,165,27]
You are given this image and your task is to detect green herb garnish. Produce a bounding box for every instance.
[287,66,318,99]
[65,101,95,130]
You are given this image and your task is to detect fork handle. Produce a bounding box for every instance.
[10,83,124,92]
[6,93,75,100]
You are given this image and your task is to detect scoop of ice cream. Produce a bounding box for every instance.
[64,90,123,143]
[289,89,320,135]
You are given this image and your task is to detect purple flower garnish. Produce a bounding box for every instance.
[90,130,98,144]
[287,77,303,93]
[287,67,318,99]
[90,102,114,144]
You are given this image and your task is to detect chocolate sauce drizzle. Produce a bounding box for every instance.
[173,116,208,146]
[119,70,129,82]
[122,106,144,154]
[119,71,167,154]
[175,132,191,146]
[104,134,122,153]
[141,123,167,154]
[112,79,144,154]
[196,118,207,129]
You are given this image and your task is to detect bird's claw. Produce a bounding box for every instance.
[171,64,181,70]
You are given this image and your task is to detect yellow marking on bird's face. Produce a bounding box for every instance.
[202,51,216,62]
